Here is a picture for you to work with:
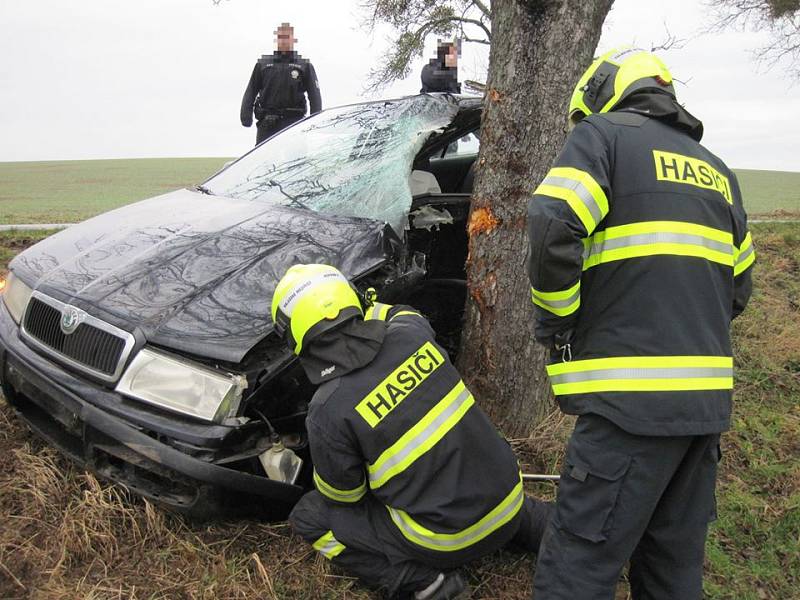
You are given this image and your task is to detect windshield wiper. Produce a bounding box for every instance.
[194,184,214,195]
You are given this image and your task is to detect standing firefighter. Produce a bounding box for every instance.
[240,22,322,145]
[527,48,754,599]
[272,264,551,600]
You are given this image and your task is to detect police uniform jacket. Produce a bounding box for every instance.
[305,304,524,554]
[240,51,322,127]
[420,62,461,94]
[527,93,754,436]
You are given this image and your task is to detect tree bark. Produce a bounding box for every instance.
[458,0,614,437]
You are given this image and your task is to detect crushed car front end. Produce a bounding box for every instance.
[0,282,309,520]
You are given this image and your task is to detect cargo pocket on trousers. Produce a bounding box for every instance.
[555,438,631,543]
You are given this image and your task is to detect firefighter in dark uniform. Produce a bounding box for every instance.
[420,40,461,93]
[271,264,552,600]
[240,22,322,145]
[526,48,755,599]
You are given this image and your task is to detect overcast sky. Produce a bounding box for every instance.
[0,0,797,171]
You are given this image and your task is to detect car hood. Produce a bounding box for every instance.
[11,188,393,362]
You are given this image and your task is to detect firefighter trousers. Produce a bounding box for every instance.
[532,413,721,600]
[291,490,552,599]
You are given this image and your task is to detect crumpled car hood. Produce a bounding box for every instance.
[11,188,392,362]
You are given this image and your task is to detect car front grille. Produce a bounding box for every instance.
[21,292,136,382]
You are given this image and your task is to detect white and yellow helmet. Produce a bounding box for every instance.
[271,264,363,355]
[569,47,674,128]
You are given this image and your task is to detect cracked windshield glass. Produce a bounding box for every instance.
[205,95,458,233]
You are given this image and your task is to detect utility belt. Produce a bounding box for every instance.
[255,105,305,121]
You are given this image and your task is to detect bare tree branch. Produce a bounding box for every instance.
[650,22,690,52]
[705,0,800,77]
[471,0,492,19]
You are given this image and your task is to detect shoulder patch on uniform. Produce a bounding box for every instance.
[596,112,648,127]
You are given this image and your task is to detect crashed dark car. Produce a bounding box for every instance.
[0,94,482,520]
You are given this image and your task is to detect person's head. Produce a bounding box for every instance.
[436,40,459,68]
[568,47,674,129]
[271,264,363,356]
[274,22,296,52]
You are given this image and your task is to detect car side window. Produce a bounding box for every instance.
[443,131,480,157]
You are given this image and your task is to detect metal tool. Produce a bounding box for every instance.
[522,473,561,483]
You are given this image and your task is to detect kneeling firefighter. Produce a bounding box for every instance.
[272,264,552,600]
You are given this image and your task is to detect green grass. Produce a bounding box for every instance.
[0,229,55,276]
[735,169,800,216]
[704,221,800,599]
[0,158,231,224]
[0,160,797,225]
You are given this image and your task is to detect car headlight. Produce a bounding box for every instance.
[115,347,248,423]
[1,272,33,324]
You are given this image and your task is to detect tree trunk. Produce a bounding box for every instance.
[458,0,614,437]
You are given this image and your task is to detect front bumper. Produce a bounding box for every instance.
[0,302,304,520]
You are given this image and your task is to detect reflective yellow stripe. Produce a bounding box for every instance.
[368,381,474,489]
[313,469,366,503]
[733,232,755,276]
[582,221,735,270]
[534,167,609,234]
[366,302,392,321]
[546,356,734,395]
[389,310,423,321]
[386,476,524,552]
[530,280,581,317]
[312,530,346,559]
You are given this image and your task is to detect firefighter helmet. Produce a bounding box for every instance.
[568,47,674,127]
[271,264,363,355]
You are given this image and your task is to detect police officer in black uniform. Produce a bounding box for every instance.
[240,22,322,145]
[270,264,551,600]
[420,40,461,94]
[527,48,754,599]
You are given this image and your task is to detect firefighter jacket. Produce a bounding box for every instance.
[527,95,754,437]
[305,304,524,554]
[240,51,321,127]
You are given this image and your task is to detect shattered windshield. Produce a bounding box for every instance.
[204,95,459,233]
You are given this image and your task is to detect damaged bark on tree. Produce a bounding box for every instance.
[458,0,613,437]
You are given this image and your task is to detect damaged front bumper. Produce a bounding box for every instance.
[0,302,304,520]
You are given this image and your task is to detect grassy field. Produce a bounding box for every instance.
[0,222,797,599]
[735,169,800,216]
[0,158,230,224]
[0,160,798,225]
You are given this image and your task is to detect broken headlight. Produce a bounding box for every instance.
[1,272,33,324]
[115,347,247,423]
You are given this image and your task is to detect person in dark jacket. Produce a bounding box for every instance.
[420,40,461,94]
[526,48,754,600]
[271,264,551,600]
[240,22,322,145]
